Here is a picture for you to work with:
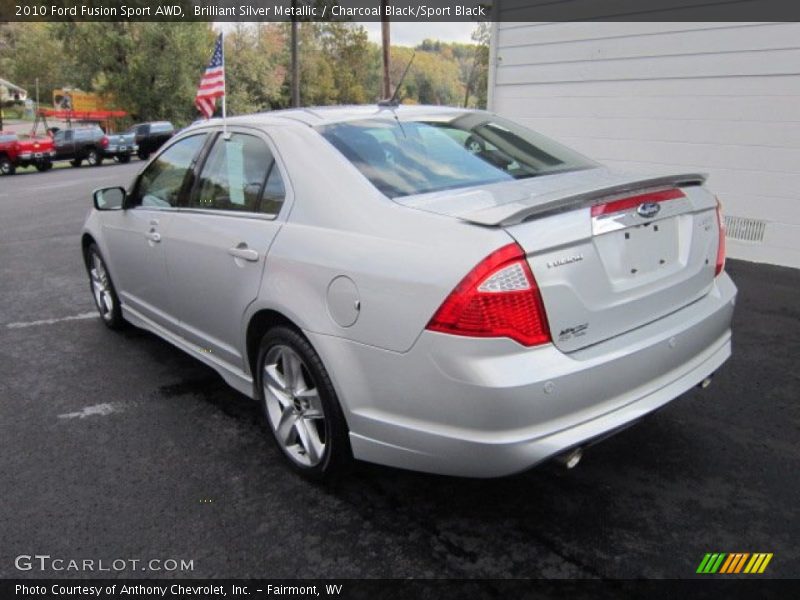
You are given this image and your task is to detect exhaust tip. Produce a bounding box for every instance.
[555,447,583,470]
[699,375,713,389]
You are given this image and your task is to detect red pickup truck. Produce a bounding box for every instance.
[0,132,56,175]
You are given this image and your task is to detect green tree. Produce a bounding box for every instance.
[0,23,72,106]
[55,22,215,125]
[319,22,380,104]
[225,23,287,115]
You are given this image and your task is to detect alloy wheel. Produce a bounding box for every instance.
[262,345,327,467]
[89,252,114,321]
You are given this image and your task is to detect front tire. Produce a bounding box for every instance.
[85,243,124,329]
[118,154,131,164]
[35,160,52,172]
[256,326,351,480]
[70,159,82,168]
[137,149,150,161]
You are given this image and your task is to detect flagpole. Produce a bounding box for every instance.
[221,31,228,139]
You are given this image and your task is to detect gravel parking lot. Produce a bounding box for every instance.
[1,163,798,579]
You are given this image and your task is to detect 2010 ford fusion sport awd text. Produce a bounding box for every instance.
[81,105,735,479]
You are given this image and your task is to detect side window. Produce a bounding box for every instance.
[191,133,277,214]
[64,131,73,142]
[260,163,286,216]
[133,134,207,208]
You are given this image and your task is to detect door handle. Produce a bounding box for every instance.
[228,244,259,262]
[145,230,161,243]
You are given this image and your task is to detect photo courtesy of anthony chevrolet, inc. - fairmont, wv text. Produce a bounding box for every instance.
[1,0,799,599]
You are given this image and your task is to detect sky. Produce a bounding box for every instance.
[217,21,478,46]
[360,21,477,46]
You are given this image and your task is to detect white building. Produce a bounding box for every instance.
[489,22,800,268]
[0,78,28,103]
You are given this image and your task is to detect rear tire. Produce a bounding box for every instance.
[86,149,102,167]
[71,159,82,168]
[85,243,125,330]
[137,149,150,161]
[0,157,15,175]
[256,326,352,480]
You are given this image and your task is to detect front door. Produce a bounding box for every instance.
[101,133,208,330]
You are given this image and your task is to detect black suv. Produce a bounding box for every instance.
[127,121,175,160]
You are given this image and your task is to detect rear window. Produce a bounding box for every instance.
[75,128,102,140]
[317,113,595,198]
[0,134,18,143]
[151,122,174,133]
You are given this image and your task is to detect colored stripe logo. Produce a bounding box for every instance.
[697,553,773,574]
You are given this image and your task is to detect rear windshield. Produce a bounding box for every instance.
[151,122,174,133]
[75,128,103,139]
[317,112,595,198]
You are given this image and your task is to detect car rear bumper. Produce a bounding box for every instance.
[102,145,138,156]
[307,273,737,477]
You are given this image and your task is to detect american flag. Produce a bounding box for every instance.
[195,33,225,119]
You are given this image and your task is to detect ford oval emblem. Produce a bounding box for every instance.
[637,202,661,219]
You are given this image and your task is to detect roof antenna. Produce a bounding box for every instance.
[378,52,415,108]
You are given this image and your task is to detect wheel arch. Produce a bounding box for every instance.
[245,309,303,383]
[80,233,97,266]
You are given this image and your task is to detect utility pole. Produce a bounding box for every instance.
[290,0,300,107]
[381,0,391,99]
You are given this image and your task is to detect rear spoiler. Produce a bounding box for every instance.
[460,173,707,227]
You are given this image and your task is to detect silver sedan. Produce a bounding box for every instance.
[82,105,736,479]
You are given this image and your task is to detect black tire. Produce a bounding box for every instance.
[118,154,131,164]
[86,149,102,167]
[35,160,52,172]
[464,134,486,155]
[71,159,82,168]
[84,243,125,330]
[137,149,150,161]
[0,156,15,176]
[256,326,352,480]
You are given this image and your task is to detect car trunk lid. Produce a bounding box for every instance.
[400,168,721,352]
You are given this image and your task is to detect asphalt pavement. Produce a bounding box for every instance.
[1,163,798,579]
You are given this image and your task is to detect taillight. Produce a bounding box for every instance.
[426,243,551,347]
[101,136,109,148]
[715,198,726,277]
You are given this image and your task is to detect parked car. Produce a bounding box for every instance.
[52,126,137,167]
[100,131,138,164]
[0,131,56,175]
[81,106,735,480]
[52,126,104,167]
[127,121,174,160]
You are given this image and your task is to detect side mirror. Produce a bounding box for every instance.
[93,187,126,211]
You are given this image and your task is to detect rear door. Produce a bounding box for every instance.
[163,129,289,368]
[53,130,73,159]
